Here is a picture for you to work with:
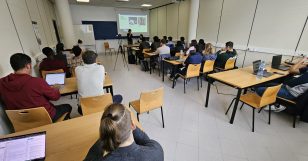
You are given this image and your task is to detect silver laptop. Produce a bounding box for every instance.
[0,132,46,161]
[45,73,65,86]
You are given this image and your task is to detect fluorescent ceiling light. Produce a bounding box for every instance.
[141,4,152,7]
[117,0,130,2]
[77,0,90,2]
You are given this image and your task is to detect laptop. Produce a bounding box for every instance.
[0,132,46,161]
[252,60,273,78]
[45,73,65,86]
[271,55,290,71]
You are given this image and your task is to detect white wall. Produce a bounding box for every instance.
[0,0,59,135]
[70,5,147,54]
[150,0,190,40]
[196,0,308,67]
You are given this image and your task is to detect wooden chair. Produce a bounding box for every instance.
[129,87,164,128]
[41,69,64,79]
[5,107,67,132]
[80,93,113,115]
[104,42,116,55]
[225,84,282,132]
[200,60,215,88]
[172,64,201,93]
[215,58,236,71]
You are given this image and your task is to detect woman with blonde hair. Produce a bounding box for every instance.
[84,103,164,161]
[203,43,217,61]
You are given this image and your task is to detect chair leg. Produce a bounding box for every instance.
[147,111,149,114]
[268,105,271,125]
[240,102,245,110]
[161,107,165,128]
[252,108,255,132]
[225,98,236,115]
[200,75,203,88]
[172,78,175,88]
[136,113,139,121]
[258,108,263,113]
[184,79,186,93]
[293,115,296,128]
[197,77,199,91]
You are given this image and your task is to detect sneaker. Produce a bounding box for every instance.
[167,73,171,77]
[263,106,277,111]
[274,105,286,112]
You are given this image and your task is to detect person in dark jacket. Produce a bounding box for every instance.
[137,37,150,61]
[0,53,71,122]
[84,103,163,161]
[214,41,237,68]
[175,41,185,53]
[55,43,68,66]
[151,36,160,51]
[198,39,206,52]
[39,47,67,75]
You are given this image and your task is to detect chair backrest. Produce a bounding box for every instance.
[186,64,201,78]
[224,58,236,70]
[41,69,64,79]
[5,107,52,132]
[80,93,113,115]
[259,84,282,107]
[139,87,164,113]
[202,60,215,73]
[104,42,110,49]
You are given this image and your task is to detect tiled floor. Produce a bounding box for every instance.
[55,54,308,161]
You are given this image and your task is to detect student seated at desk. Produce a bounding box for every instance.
[153,39,170,60]
[166,36,175,49]
[180,36,186,49]
[84,103,164,161]
[175,41,185,53]
[151,36,160,51]
[170,46,203,81]
[75,51,123,114]
[0,53,72,122]
[186,39,198,55]
[214,41,237,68]
[39,47,67,75]
[202,43,217,61]
[55,43,68,66]
[137,37,150,61]
[255,57,308,112]
[198,39,206,52]
[68,45,83,74]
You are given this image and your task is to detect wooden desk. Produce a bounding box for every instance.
[60,74,113,96]
[161,56,188,82]
[205,66,289,124]
[0,110,142,161]
[142,50,159,74]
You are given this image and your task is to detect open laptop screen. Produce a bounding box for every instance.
[253,60,261,73]
[0,132,46,161]
[45,73,65,86]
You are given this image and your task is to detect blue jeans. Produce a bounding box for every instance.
[112,95,123,103]
[255,85,295,100]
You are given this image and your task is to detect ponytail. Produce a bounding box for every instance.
[100,117,120,154]
[99,104,132,156]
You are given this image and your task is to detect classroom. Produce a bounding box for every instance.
[0,0,308,161]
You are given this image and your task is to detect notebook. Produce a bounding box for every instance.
[45,73,65,86]
[0,132,46,161]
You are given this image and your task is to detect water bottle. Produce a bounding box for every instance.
[256,61,265,79]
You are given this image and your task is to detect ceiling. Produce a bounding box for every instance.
[68,0,174,9]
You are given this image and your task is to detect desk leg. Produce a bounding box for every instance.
[149,59,152,74]
[162,61,165,82]
[110,86,114,96]
[135,54,137,65]
[205,81,211,107]
[229,88,242,124]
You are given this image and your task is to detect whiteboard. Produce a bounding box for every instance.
[248,0,308,55]
[73,25,95,46]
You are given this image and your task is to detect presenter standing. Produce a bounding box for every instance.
[127,29,133,55]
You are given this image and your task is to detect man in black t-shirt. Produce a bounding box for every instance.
[127,29,133,45]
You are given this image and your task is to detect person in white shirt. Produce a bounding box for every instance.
[75,50,123,115]
[153,39,170,60]
[186,39,198,55]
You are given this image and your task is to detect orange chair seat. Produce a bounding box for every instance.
[240,93,262,108]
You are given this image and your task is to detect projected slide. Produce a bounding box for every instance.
[118,14,148,33]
